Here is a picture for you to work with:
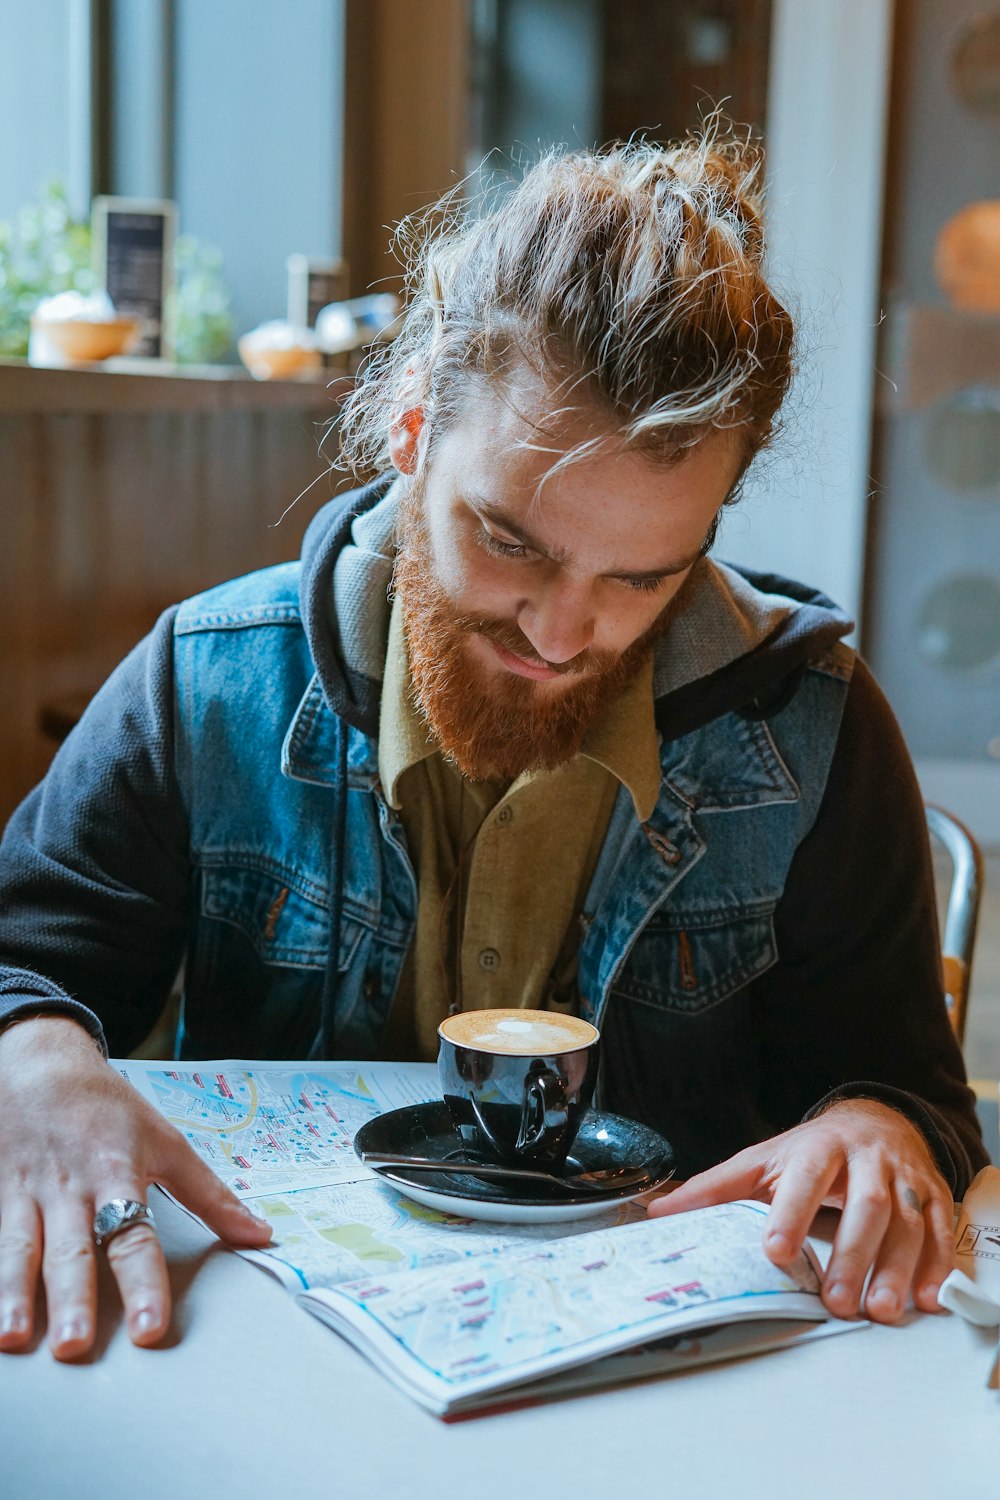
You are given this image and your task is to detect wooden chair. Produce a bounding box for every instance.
[926,804,985,1046]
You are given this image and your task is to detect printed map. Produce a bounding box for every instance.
[120,1061,404,1195]
[117,1058,638,1293]
[331,1202,822,1390]
[124,1068,386,1194]
[245,1179,639,1292]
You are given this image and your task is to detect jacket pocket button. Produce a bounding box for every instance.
[642,825,682,865]
[678,930,698,991]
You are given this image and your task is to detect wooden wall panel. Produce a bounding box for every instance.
[343,0,468,298]
[1,375,352,827]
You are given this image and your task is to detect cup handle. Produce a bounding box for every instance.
[516,1067,568,1155]
[468,1094,506,1160]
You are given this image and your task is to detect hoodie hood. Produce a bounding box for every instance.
[300,477,854,745]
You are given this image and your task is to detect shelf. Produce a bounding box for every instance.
[0,357,349,416]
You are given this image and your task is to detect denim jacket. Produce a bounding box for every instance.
[0,482,986,1189]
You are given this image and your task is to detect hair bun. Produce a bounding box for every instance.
[337,124,792,485]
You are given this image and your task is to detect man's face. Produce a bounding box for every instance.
[391,372,742,781]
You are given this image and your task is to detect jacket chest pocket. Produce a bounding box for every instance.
[612,907,778,1015]
[184,858,371,1057]
[196,858,366,971]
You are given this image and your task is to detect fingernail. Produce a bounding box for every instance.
[919,1283,942,1307]
[868,1287,899,1316]
[825,1282,851,1307]
[57,1317,89,1346]
[0,1307,28,1338]
[766,1230,791,1254]
[132,1308,159,1339]
[241,1203,268,1221]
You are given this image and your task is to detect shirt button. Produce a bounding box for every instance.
[478,947,501,972]
[497,806,513,826]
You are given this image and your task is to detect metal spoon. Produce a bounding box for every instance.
[359,1150,653,1193]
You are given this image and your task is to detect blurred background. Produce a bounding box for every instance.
[1,1,998,1072]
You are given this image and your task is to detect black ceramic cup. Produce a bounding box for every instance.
[437,1008,601,1170]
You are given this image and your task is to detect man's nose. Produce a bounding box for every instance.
[517,577,596,665]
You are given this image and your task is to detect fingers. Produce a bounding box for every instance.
[39,1199,98,1360]
[645,1103,956,1328]
[2,1181,178,1357]
[0,1031,270,1362]
[821,1167,894,1319]
[86,1119,274,1350]
[764,1151,843,1270]
[647,1148,766,1220]
[98,1188,172,1347]
[858,1181,923,1324]
[0,1122,271,1363]
[0,1193,41,1350]
[40,1186,172,1354]
[823,1175,954,1323]
[43,1188,172,1353]
[154,1130,272,1246]
[864,1184,955,1322]
[911,1192,956,1312]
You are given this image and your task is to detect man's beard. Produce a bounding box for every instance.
[393,485,676,783]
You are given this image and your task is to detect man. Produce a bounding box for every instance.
[0,137,986,1361]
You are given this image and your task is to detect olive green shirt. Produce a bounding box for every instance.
[378,595,661,1060]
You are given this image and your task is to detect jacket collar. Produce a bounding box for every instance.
[281,674,379,789]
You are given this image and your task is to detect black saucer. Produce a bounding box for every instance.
[354,1102,674,1214]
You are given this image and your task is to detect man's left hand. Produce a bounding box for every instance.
[647,1099,955,1323]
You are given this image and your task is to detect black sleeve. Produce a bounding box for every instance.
[752,656,988,1197]
[0,607,189,1057]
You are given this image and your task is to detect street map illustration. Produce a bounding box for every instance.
[115,1060,860,1413]
[120,1061,396,1195]
[116,1059,636,1291]
[325,1203,823,1392]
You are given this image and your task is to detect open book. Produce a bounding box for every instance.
[116,1057,862,1417]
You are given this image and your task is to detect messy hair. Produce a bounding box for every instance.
[338,128,793,489]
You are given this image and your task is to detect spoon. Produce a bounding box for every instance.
[359,1151,654,1193]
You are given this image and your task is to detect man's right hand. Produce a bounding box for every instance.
[0,1015,272,1359]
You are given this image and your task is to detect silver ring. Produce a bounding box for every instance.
[93,1198,156,1249]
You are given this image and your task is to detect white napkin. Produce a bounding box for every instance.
[938,1166,1000,1327]
[937,1166,1000,1390]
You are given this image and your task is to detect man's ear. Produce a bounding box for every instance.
[388,407,425,475]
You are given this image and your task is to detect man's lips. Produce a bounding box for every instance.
[486,637,564,681]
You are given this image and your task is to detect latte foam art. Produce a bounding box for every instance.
[439,1007,598,1055]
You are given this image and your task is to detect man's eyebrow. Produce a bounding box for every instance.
[471,496,708,580]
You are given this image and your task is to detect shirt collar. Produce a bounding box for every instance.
[379,592,437,807]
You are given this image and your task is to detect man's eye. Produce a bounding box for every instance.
[478,527,531,561]
[619,574,667,595]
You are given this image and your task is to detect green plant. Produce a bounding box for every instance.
[0,181,234,362]
[0,183,92,356]
[166,236,234,363]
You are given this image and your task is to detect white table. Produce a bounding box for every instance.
[1,1185,996,1500]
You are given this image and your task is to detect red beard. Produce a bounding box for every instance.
[393,490,672,782]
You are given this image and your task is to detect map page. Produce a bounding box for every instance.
[241,1180,640,1293]
[117,1058,437,1197]
[116,1058,640,1293]
[301,1201,830,1414]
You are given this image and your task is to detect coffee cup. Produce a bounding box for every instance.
[437,1008,600,1170]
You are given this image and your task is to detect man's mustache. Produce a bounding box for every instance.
[452,614,613,677]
